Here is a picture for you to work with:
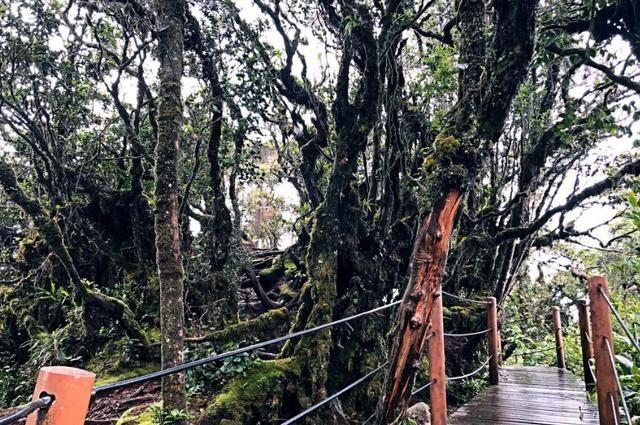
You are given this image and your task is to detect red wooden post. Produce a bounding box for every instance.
[429,289,447,425]
[26,366,95,425]
[552,306,566,369]
[487,297,500,385]
[588,276,619,425]
[577,299,595,392]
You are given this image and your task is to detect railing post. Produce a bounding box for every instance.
[429,288,447,425]
[551,306,566,369]
[487,297,500,385]
[577,299,595,392]
[588,276,619,425]
[26,366,95,425]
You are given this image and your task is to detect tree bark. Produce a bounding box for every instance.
[153,0,187,416]
[377,187,463,423]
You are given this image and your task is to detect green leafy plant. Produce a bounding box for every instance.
[150,404,192,425]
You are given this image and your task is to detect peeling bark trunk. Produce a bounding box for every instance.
[153,0,187,416]
[377,187,462,423]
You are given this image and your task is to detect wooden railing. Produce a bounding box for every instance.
[422,290,500,425]
[551,276,633,425]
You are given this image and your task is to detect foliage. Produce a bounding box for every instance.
[150,404,192,425]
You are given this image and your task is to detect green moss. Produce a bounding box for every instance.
[200,307,288,346]
[258,261,285,286]
[116,402,159,425]
[147,328,161,343]
[434,132,460,156]
[422,155,437,173]
[92,362,158,387]
[201,358,300,424]
[278,282,297,298]
[283,258,297,271]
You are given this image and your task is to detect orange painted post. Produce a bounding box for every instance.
[429,289,447,425]
[26,366,95,425]
[487,297,500,385]
[552,306,566,369]
[588,276,619,425]
[577,299,595,392]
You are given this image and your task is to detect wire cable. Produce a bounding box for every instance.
[604,337,632,425]
[411,379,436,396]
[446,356,493,382]
[512,346,555,357]
[587,361,597,385]
[0,396,52,425]
[94,300,401,395]
[280,362,389,425]
[609,393,621,425]
[598,287,640,355]
[441,291,489,306]
[444,328,491,338]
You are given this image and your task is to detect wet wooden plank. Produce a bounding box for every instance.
[448,366,599,425]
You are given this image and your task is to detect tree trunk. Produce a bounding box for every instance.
[377,187,463,423]
[153,0,187,416]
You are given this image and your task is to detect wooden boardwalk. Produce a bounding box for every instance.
[449,366,599,424]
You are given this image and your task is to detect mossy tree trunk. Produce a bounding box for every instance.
[286,11,381,412]
[153,0,187,416]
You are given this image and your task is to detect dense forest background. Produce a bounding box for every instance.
[0,0,639,423]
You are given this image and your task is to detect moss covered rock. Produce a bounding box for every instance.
[198,358,301,425]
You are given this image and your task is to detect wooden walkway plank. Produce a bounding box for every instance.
[448,366,599,425]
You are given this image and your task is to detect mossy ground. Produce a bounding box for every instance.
[92,362,158,387]
[116,402,159,425]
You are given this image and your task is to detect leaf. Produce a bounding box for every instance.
[616,354,634,372]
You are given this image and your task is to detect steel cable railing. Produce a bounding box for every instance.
[2,289,497,424]
[444,328,491,338]
[442,291,489,306]
[0,396,52,425]
[598,287,640,355]
[587,360,598,385]
[411,379,436,396]
[446,355,493,382]
[604,337,632,424]
[512,346,555,357]
[280,362,389,425]
[93,300,402,395]
[609,393,621,425]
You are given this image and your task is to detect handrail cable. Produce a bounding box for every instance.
[442,291,489,306]
[280,362,389,425]
[94,300,402,395]
[0,396,52,425]
[444,328,491,338]
[446,356,493,382]
[608,393,621,425]
[604,337,632,425]
[411,379,436,396]
[512,346,555,357]
[587,360,597,385]
[585,332,593,345]
[598,287,640,355]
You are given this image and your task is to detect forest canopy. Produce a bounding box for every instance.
[0,0,639,423]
